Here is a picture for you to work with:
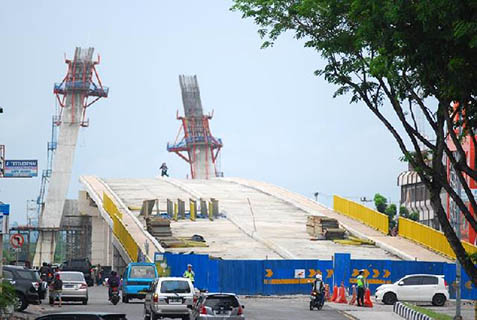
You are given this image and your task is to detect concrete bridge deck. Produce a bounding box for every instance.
[80,176,450,262]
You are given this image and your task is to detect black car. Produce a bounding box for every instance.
[35,312,127,320]
[61,258,94,286]
[3,265,41,311]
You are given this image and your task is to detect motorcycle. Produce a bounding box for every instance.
[110,286,120,305]
[309,291,324,310]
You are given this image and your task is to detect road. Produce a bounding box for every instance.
[29,286,352,320]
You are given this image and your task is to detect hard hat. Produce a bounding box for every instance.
[315,274,322,280]
[187,264,192,267]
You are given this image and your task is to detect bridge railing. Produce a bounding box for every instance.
[103,192,138,262]
[398,217,477,259]
[333,195,389,234]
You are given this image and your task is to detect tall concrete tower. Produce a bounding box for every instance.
[33,47,108,265]
[167,75,223,179]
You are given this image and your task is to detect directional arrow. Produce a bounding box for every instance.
[265,269,273,278]
[326,269,334,279]
[383,269,391,278]
[363,269,370,278]
[372,269,380,278]
[308,269,321,278]
[352,269,359,277]
[465,281,472,290]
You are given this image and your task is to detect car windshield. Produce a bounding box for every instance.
[16,269,40,281]
[205,295,239,308]
[160,280,191,293]
[129,265,155,279]
[60,273,85,281]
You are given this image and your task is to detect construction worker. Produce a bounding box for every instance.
[160,162,169,177]
[183,264,195,283]
[356,269,366,306]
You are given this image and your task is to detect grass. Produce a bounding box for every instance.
[403,302,453,320]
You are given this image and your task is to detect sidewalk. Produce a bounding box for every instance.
[328,301,402,320]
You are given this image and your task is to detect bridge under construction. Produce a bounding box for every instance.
[32,47,451,272]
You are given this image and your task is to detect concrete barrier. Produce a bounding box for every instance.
[393,302,432,320]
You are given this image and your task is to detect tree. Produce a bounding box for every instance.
[409,212,420,222]
[232,0,477,284]
[399,206,410,219]
[373,194,387,213]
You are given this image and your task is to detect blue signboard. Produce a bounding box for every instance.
[0,204,10,215]
[4,160,38,177]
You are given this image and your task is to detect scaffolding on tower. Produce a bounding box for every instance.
[167,75,223,179]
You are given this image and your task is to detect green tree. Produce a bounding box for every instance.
[409,212,420,222]
[399,206,410,219]
[373,194,387,214]
[232,0,477,284]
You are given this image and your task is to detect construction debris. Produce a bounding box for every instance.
[307,216,345,240]
[146,217,172,238]
[333,236,375,246]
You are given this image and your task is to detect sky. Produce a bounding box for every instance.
[0,1,407,225]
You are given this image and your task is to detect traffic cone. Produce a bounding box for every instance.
[348,285,357,305]
[364,288,373,307]
[324,284,331,301]
[330,284,338,302]
[337,284,348,303]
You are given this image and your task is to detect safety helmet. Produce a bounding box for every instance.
[315,274,322,280]
[187,264,192,267]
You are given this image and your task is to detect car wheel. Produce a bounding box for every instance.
[14,292,28,312]
[382,292,397,305]
[432,293,446,306]
[122,294,129,303]
[82,299,88,305]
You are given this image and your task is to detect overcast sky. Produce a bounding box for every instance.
[0,1,407,225]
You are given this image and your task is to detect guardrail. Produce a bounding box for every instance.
[393,302,432,320]
[399,217,477,259]
[333,195,389,234]
[103,192,138,262]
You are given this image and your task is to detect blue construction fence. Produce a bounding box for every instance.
[158,252,476,299]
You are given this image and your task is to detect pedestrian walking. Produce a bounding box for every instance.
[356,270,366,306]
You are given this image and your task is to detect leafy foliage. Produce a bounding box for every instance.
[373,193,387,214]
[0,282,16,312]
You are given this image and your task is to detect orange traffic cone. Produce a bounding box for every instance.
[348,285,357,305]
[324,284,331,301]
[364,288,373,307]
[330,284,338,302]
[337,284,348,303]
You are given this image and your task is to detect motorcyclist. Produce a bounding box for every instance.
[39,262,52,283]
[107,271,120,300]
[312,274,325,306]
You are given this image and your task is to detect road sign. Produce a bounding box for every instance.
[10,234,24,248]
[4,160,38,177]
[0,204,10,215]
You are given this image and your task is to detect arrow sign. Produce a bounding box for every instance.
[352,269,359,277]
[326,269,334,279]
[265,269,273,278]
[372,269,380,278]
[383,269,391,278]
[352,269,370,278]
[465,281,472,290]
[308,269,321,278]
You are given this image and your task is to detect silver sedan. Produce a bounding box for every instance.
[49,271,88,305]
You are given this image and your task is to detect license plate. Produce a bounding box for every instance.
[64,285,74,288]
[169,299,182,304]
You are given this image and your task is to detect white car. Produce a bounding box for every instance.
[375,274,449,306]
[144,277,195,320]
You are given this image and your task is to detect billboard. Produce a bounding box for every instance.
[4,160,38,177]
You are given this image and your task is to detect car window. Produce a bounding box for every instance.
[3,270,13,279]
[205,295,239,308]
[160,280,191,293]
[129,265,155,279]
[60,273,85,282]
[421,276,438,285]
[16,269,40,281]
[402,276,421,286]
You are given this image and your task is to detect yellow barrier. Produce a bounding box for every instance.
[398,217,477,259]
[333,195,389,234]
[103,193,138,262]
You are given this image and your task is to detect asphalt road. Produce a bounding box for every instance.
[29,286,352,320]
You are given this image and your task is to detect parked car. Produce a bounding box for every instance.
[375,274,449,306]
[49,271,88,305]
[122,262,158,303]
[9,260,32,269]
[61,258,94,286]
[192,293,245,319]
[2,265,41,311]
[144,277,195,320]
[35,312,127,320]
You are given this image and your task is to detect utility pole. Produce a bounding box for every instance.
[314,192,319,202]
[452,153,462,320]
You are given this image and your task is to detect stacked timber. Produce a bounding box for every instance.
[306,216,345,240]
[146,217,172,238]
